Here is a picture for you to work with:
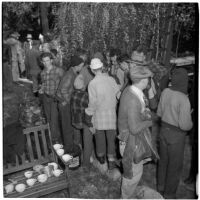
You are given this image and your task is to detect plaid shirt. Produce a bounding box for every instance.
[71,90,89,129]
[41,66,64,96]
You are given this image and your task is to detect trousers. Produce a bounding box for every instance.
[42,94,61,143]
[121,161,143,198]
[95,129,116,161]
[58,103,74,152]
[157,123,186,199]
[82,125,94,167]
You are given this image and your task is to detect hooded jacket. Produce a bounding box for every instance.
[157,68,193,131]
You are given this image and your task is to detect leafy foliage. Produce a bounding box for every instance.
[2,2,196,60]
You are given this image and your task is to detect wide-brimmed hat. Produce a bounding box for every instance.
[90,58,103,70]
[130,65,153,80]
[27,34,32,39]
[10,32,20,39]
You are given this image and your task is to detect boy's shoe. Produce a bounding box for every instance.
[106,168,121,181]
[108,161,117,170]
[92,158,108,174]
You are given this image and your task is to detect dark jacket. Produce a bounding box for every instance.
[118,87,154,179]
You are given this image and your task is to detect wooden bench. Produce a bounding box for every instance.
[3,124,70,198]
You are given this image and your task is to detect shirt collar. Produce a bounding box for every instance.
[130,85,144,103]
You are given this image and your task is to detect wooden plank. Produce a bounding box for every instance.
[3,159,50,175]
[23,124,49,134]
[15,155,19,166]
[21,153,25,164]
[26,133,34,162]
[41,129,48,157]
[34,131,42,159]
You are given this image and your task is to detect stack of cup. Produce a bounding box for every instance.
[53,144,64,156]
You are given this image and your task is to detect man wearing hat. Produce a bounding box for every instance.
[56,55,84,153]
[4,32,25,82]
[118,65,156,198]
[85,58,120,172]
[24,34,34,77]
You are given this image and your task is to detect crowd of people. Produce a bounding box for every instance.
[3,32,195,199]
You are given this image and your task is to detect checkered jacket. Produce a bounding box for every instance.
[87,73,120,130]
[71,90,89,129]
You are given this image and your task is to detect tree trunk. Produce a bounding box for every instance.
[40,3,49,35]
[162,4,174,67]
[175,22,183,58]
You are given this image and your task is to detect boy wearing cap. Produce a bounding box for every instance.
[157,68,193,198]
[118,65,156,198]
[56,56,84,153]
[86,58,120,171]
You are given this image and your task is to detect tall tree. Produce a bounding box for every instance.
[40,3,50,35]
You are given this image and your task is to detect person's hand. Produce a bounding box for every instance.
[116,91,121,100]
[38,88,44,94]
[62,101,67,106]
[119,141,126,157]
[89,127,96,134]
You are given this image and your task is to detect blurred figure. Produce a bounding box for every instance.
[24,40,41,95]
[131,45,146,64]
[4,32,25,82]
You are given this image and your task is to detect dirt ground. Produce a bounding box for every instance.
[3,83,197,199]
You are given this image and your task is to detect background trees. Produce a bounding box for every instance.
[2,2,197,63]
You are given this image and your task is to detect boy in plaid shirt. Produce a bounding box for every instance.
[86,58,120,171]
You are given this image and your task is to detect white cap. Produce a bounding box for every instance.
[90,58,103,70]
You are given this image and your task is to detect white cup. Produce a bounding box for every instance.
[62,154,73,162]
[53,169,63,177]
[53,144,63,150]
[56,148,64,156]
[48,162,58,170]
[5,183,14,194]
[15,184,26,193]
[24,171,33,178]
[37,174,48,183]
[26,178,37,187]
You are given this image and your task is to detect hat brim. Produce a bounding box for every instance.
[128,59,147,66]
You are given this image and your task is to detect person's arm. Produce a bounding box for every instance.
[178,97,193,131]
[85,81,97,116]
[60,74,73,103]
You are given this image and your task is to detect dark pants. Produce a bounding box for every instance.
[58,103,74,152]
[94,130,116,161]
[82,125,94,167]
[30,73,40,92]
[42,94,61,143]
[157,122,186,199]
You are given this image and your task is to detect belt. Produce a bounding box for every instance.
[161,121,184,133]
